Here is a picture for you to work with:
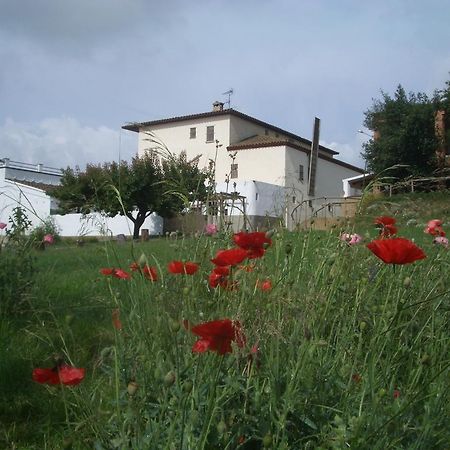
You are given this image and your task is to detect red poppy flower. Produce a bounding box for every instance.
[375,216,396,226]
[143,265,158,281]
[168,260,199,275]
[211,247,248,266]
[247,247,266,259]
[393,389,400,399]
[129,262,140,271]
[424,219,445,237]
[191,319,246,354]
[112,308,122,330]
[100,268,115,276]
[379,224,398,238]
[233,231,272,250]
[32,365,85,386]
[113,269,131,280]
[208,266,231,288]
[257,279,272,291]
[367,238,426,265]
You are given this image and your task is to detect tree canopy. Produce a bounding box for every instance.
[53,152,207,238]
[361,85,439,179]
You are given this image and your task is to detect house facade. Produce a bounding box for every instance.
[123,103,365,230]
[0,158,61,230]
[0,158,163,237]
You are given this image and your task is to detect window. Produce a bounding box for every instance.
[299,164,304,182]
[230,163,238,179]
[206,126,214,142]
[190,127,196,139]
[264,129,269,136]
[255,192,259,201]
[292,196,296,203]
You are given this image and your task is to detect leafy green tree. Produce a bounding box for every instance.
[362,85,437,178]
[53,153,207,239]
[159,152,208,217]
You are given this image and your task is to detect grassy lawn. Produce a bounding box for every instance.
[1,192,449,449]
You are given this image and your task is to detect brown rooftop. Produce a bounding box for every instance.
[228,136,365,174]
[122,108,339,156]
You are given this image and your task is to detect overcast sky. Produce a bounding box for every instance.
[1,0,449,170]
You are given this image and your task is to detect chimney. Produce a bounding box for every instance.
[435,110,446,171]
[213,101,224,112]
[373,129,381,141]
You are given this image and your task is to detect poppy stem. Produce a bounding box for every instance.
[198,355,224,448]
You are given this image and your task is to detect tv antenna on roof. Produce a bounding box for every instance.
[222,88,234,109]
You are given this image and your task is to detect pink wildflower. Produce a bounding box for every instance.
[0,222,6,230]
[433,236,448,248]
[425,219,445,237]
[340,233,363,245]
[43,234,54,245]
[205,223,218,235]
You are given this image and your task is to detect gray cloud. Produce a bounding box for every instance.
[0,116,136,169]
[0,0,449,171]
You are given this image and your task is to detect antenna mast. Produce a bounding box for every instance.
[222,88,234,109]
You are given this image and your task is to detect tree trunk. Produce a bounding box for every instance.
[131,211,147,240]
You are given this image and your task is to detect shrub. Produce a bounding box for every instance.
[29,217,61,246]
[0,207,35,314]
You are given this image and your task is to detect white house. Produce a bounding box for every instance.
[123,103,365,230]
[0,158,61,230]
[0,158,163,237]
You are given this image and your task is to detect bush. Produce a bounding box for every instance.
[0,207,35,314]
[29,217,61,246]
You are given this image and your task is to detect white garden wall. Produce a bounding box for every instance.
[53,212,163,237]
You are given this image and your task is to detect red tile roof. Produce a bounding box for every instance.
[122,108,339,156]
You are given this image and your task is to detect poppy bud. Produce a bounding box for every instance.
[138,253,148,268]
[420,354,431,366]
[403,277,411,288]
[262,434,273,447]
[127,381,139,396]
[265,230,275,239]
[182,286,191,296]
[285,242,293,255]
[216,420,227,434]
[359,321,367,331]
[163,371,176,387]
[65,314,74,325]
[169,318,180,333]
[378,388,386,397]
[182,380,193,393]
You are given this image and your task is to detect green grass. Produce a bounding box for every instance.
[1,196,449,449]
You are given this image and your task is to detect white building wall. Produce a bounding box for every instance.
[285,147,310,203]
[137,116,231,178]
[215,180,286,219]
[314,158,361,198]
[229,116,267,144]
[230,146,287,186]
[0,178,51,229]
[53,212,163,237]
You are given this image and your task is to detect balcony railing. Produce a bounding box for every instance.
[0,158,62,176]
